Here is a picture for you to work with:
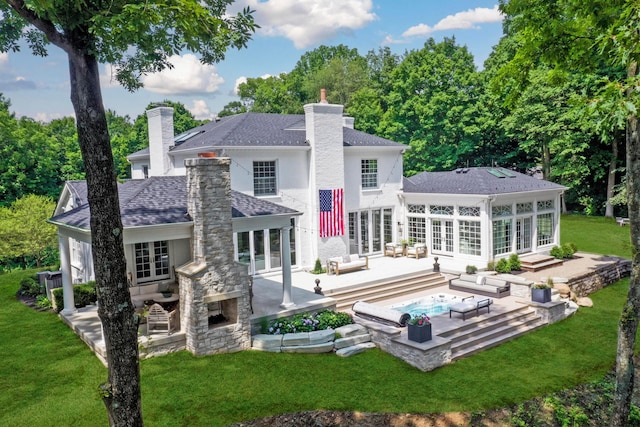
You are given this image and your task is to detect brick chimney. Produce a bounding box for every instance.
[147,106,174,177]
[304,90,348,261]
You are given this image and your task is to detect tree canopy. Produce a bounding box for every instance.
[0,1,257,425]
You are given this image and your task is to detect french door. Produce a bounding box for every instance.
[516,217,532,253]
[431,219,453,255]
[134,241,170,282]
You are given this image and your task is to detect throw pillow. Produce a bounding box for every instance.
[343,255,351,263]
[475,276,486,286]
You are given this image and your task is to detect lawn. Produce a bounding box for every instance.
[0,215,633,426]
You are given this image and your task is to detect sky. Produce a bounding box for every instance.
[0,1,505,122]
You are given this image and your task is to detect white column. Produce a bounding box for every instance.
[280,226,294,308]
[58,233,76,314]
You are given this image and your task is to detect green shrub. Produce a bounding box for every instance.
[266,309,352,335]
[486,260,496,271]
[550,243,578,259]
[52,282,97,312]
[562,243,576,258]
[315,309,352,330]
[508,253,521,271]
[495,258,511,273]
[35,295,52,309]
[466,265,478,274]
[19,276,42,297]
[310,258,325,274]
[550,245,565,259]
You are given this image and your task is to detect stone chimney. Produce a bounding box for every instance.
[147,106,174,177]
[175,156,252,355]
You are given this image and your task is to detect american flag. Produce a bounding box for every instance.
[319,188,344,237]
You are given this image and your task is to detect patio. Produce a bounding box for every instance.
[59,251,629,366]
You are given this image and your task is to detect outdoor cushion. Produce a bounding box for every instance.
[343,255,351,263]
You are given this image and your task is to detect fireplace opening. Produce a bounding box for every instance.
[207,298,237,329]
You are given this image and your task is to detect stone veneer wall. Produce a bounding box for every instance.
[176,156,252,356]
[568,257,631,297]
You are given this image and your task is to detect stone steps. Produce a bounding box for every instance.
[441,306,545,360]
[324,271,449,312]
[520,255,564,272]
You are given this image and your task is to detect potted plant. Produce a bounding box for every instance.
[407,313,432,343]
[531,278,553,303]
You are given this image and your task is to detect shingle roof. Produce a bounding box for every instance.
[128,112,404,158]
[50,176,299,230]
[402,167,567,195]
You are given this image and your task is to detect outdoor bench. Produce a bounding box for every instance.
[327,254,368,275]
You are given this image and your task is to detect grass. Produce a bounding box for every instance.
[560,214,632,258]
[0,215,634,426]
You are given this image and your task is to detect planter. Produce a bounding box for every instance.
[531,287,552,303]
[407,323,432,343]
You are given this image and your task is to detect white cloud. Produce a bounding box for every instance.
[33,112,66,123]
[187,99,215,120]
[100,64,120,88]
[142,54,224,95]
[233,76,247,95]
[233,74,273,95]
[247,0,377,49]
[0,52,8,69]
[381,35,406,46]
[402,5,503,38]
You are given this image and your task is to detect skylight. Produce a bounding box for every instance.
[174,131,201,144]
[487,168,506,178]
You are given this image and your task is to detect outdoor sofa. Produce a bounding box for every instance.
[327,254,369,275]
[448,274,511,298]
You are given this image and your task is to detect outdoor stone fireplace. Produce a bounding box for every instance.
[176,156,252,355]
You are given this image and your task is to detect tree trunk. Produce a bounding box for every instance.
[542,140,551,180]
[605,136,619,218]
[67,49,142,426]
[612,61,640,427]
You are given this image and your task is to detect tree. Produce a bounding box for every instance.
[0,2,257,425]
[218,100,246,117]
[0,194,57,268]
[380,38,480,175]
[499,1,640,424]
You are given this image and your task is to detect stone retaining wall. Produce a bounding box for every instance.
[568,257,631,297]
[251,324,375,356]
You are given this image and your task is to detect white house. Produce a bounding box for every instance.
[50,93,566,312]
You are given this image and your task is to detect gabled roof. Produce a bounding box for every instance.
[128,112,404,159]
[50,176,300,230]
[402,167,567,195]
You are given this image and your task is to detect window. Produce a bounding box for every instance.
[492,204,513,217]
[142,165,149,179]
[253,161,277,196]
[459,206,480,217]
[537,213,554,246]
[459,220,481,255]
[361,159,378,189]
[517,202,533,214]
[492,219,512,255]
[135,241,169,282]
[537,199,554,211]
[430,205,454,215]
[408,204,425,214]
[408,217,426,243]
